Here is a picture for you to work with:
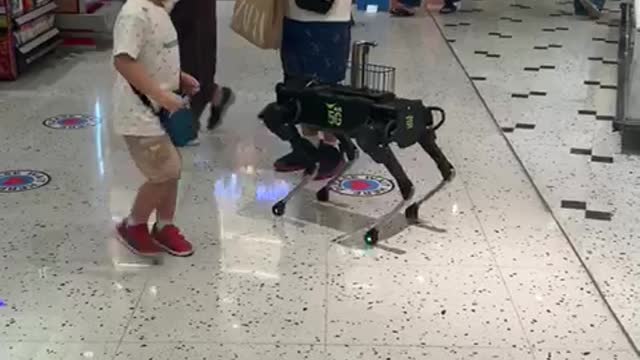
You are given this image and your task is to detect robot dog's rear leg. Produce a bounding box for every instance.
[316,134,360,202]
[405,129,456,222]
[263,104,322,216]
[271,135,320,217]
[360,145,415,245]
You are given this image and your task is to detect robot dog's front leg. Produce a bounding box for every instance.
[418,128,455,182]
[404,124,457,222]
[261,102,320,216]
[356,130,415,245]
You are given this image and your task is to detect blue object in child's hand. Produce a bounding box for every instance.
[159,107,196,147]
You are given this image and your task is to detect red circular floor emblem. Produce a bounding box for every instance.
[330,174,395,197]
[43,114,97,129]
[0,170,51,193]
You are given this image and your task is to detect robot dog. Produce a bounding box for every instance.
[260,42,455,245]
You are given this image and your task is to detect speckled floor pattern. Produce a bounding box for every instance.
[0,2,638,360]
[431,0,640,354]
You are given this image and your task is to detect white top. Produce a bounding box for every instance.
[287,0,352,22]
[111,0,180,136]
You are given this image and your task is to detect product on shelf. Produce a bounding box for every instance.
[0,0,60,79]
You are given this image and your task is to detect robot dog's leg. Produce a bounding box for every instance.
[262,103,321,216]
[418,128,455,181]
[316,133,360,202]
[359,143,416,245]
[404,129,456,222]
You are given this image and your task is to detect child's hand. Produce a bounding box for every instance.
[180,72,200,96]
[159,91,186,114]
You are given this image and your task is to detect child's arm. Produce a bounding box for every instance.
[114,54,184,113]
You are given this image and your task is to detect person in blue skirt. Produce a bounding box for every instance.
[272,0,352,180]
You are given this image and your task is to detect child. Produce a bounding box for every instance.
[273,0,352,180]
[111,0,199,257]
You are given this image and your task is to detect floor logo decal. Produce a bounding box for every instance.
[330,174,395,197]
[0,170,51,193]
[43,114,98,129]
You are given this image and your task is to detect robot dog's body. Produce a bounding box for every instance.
[261,42,455,245]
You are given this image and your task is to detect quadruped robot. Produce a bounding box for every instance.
[260,42,456,245]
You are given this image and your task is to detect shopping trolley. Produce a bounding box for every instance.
[260,41,455,245]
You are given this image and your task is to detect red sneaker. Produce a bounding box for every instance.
[116,221,162,257]
[152,224,194,257]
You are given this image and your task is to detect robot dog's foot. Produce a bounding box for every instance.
[404,171,456,223]
[271,166,319,217]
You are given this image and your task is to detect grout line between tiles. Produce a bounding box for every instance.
[110,277,151,360]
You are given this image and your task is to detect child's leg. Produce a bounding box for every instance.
[118,136,192,257]
[130,181,166,224]
[155,179,178,224]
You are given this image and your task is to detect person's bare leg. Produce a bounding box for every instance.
[155,179,178,223]
[212,84,221,105]
[301,125,321,145]
[129,181,166,224]
[322,132,337,145]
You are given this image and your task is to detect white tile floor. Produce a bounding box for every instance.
[432,0,640,354]
[0,1,638,359]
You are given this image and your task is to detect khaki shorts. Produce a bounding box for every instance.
[124,135,181,183]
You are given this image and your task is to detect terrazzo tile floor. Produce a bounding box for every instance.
[431,0,640,354]
[0,2,638,359]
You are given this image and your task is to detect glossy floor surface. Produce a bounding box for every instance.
[0,2,638,360]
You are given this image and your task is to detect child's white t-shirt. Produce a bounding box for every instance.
[287,0,352,22]
[111,0,180,136]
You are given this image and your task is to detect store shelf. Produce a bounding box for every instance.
[14,14,54,44]
[25,36,60,64]
[18,27,57,53]
[14,1,56,26]
[0,0,63,79]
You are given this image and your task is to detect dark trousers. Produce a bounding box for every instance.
[171,0,217,129]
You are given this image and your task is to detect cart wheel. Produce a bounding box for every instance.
[405,204,419,221]
[316,187,330,202]
[272,201,286,217]
[364,228,379,246]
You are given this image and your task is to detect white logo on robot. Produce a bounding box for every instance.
[326,103,343,127]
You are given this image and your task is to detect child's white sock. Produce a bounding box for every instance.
[156,219,173,230]
[126,216,145,226]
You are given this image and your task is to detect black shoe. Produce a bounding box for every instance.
[315,143,345,180]
[439,2,458,14]
[274,150,309,172]
[207,87,235,130]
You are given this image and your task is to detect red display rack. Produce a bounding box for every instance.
[0,0,61,80]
